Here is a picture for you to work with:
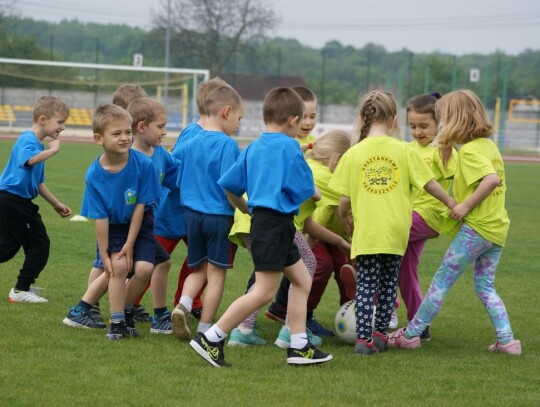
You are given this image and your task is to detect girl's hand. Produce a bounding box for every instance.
[117,244,134,273]
[338,237,351,255]
[344,210,354,235]
[450,203,470,221]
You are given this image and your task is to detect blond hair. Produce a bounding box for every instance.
[32,96,70,123]
[291,85,317,103]
[92,104,132,135]
[196,77,231,116]
[263,87,304,125]
[435,89,493,146]
[354,91,399,143]
[305,129,351,172]
[204,84,243,117]
[126,98,166,133]
[112,84,148,109]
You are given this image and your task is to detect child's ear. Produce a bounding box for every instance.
[222,105,232,119]
[136,120,145,133]
[93,133,103,145]
[289,115,300,127]
[38,115,47,125]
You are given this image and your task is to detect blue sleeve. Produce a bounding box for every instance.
[218,149,247,197]
[138,160,162,205]
[17,136,40,168]
[219,139,240,178]
[161,150,180,191]
[283,151,316,206]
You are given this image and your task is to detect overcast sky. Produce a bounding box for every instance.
[4,0,540,55]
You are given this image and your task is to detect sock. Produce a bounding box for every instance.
[110,311,125,324]
[197,322,212,333]
[179,296,193,313]
[74,300,92,313]
[154,307,167,319]
[204,325,227,342]
[403,329,413,340]
[238,325,253,335]
[290,333,309,349]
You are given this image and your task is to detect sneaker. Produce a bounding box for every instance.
[372,331,388,352]
[389,308,399,329]
[287,344,333,365]
[88,304,104,323]
[63,307,106,329]
[8,288,48,303]
[274,325,322,349]
[387,327,421,349]
[306,316,334,337]
[354,338,379,355]
[106,321,128,340]
[150,312,173,334]
[190,333,231,368]
[420,326,431,341]
[488,339,522,356]
[124,309,139,337]
[227,328,267,347]
[340,264,357,300]
[264,302,286,324]
[132,304,152,322]
[171,303,191,340]
[191,307,203,321]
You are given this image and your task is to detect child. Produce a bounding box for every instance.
[395,92,458,339]
[127,97,179,334]
[388,90,521,355]
[63,104,162,340]
[171,83,242,340]
[189,87,332,367]
[1,96,72,303]
[329,90,455,355]
[292,85,318,145]
[112,84,149,109]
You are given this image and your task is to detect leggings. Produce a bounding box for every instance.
[406,223,514,343]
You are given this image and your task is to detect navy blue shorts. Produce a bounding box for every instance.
[184,207,236,269]
[92,212,170,268]
[250,207,300,271]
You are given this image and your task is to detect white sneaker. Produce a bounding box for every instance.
[8,288,48,303]
[389,308,398,329]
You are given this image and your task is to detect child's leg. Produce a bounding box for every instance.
[200,262,226,324]
[354,255,382,341]
[108,253,130,313]
[406,224,491,337]
[306,241,333,312]
[373,254,402,334]
[174,236,205,309]
[473,245,515,344]
[87,267,104,286]
[125,261,154,305]
[283,259,312,336]
[82,272,109,305]
[150,259,171,309]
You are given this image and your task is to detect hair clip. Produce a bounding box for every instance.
[307,143,314,149]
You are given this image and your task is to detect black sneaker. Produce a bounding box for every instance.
[124,309,139,338]
[88,304,104,323]
[63,307,106,329]
[190,333,231,368]
[420,326,431,341]
[106,321,128,340]
[191,307,203,321]
[132,304,152,322]
[287,344,333,365]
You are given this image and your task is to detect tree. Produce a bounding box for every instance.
[154,0,279,75]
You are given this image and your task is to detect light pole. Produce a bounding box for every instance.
[163,0,171,110]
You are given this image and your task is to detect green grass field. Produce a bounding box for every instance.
[0,140,539,406]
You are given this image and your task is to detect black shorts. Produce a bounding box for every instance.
[250,207,300,272]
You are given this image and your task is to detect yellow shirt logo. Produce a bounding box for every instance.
[492,158,504,196]
[361,156,400,195]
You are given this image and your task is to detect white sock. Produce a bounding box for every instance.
[179,296,193,313]
[197,322,212,333]
[204,325,227,342]
[290,333,309,349]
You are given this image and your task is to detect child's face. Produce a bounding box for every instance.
[298,100,317,138]
[42,112,67,139]
[224,105,244,136]
[141,112,167,147]
[408,110,437,146]
[95,118,133,154]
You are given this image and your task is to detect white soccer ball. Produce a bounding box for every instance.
[334,300,356,345]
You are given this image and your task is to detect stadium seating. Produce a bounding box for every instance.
[0,105,16,123]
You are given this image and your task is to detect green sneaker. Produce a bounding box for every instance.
[274,325,322,349]
[227,328,267,347]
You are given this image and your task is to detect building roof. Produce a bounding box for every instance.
[221,74,308,100]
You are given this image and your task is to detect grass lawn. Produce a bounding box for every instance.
[0,140,539,406]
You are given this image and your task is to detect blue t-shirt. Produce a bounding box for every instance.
[0,130,45,199]
[176,129,240,216]
[81,149,161,224]
[154,122,202,238]
[218,132,315,215]
[150,145,179,191]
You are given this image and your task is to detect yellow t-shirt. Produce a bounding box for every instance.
[409,141,458,233]
[296,134,316,145]
[444,138,510,247]
[228,194,250,247]
[329,136,433,257]
[308,158,349,239]
[294,196,317,230]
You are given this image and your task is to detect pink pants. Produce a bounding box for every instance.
[398,211,438,321]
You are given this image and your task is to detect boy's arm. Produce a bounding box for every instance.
[303,217,351,255]
[117,203,146,273]
[38,183,72,217]
[450,173,499,221]
[226,192,249,215]
[95,218,113,275]
[27,139,61,166]
[423,179,457,210]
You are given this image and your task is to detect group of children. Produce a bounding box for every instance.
[0,78,521,368]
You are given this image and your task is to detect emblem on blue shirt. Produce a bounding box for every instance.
[124,189,137,205]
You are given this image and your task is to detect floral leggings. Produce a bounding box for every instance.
[407,223,514,344]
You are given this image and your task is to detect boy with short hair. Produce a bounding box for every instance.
[189,87,333,367]
[1,96,72,303]
[112,84,149,109]
[171,84,243,340]
[63,104,162,340]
